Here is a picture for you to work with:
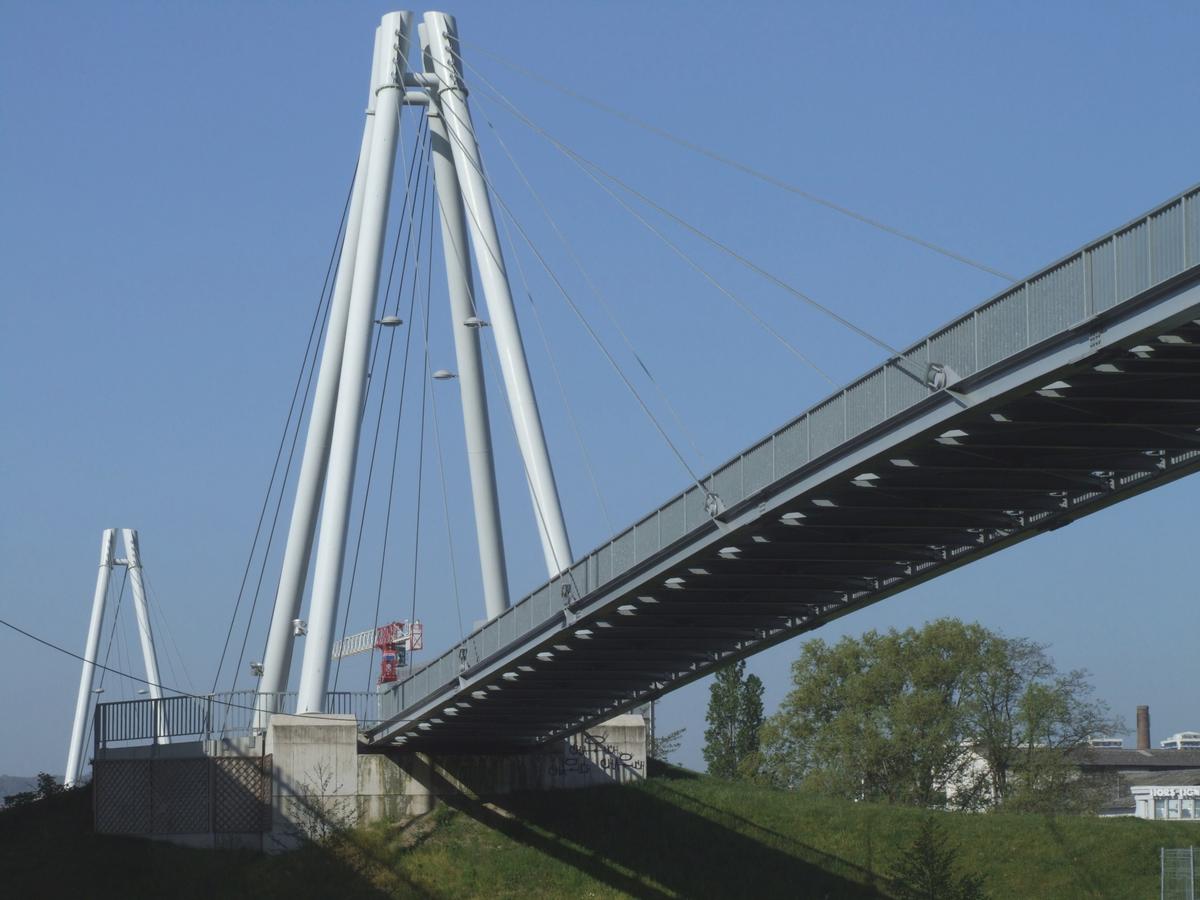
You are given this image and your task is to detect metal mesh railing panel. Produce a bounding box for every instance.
[1163,848,1196,900]
[213,756,270,833]
[151,758,210,834]
[94,759,152,834]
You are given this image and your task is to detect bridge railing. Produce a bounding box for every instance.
[380,184,1200,726]
[94,691,379,749]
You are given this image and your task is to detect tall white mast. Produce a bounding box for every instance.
[255,24,387,723]
[64,529,116,787]
[423,11,574,579]
[122,529,167,745]
[296,11,415,715]
[420,22,510,620]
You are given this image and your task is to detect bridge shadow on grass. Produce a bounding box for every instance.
[0,785,405,900]
[439,774,890,899]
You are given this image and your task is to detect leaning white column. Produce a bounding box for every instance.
[255,25,388,727]
[423,11,574,580]
[419,23,511,620]
[122,529,168,745]
[64,529,116,787]
[296,11,414,716]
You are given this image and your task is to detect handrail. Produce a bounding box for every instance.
[93,691,378,749]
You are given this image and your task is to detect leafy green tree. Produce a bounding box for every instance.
[703,660,764,778]
[889,817,988,900]
[758,619,1120,811]
[962,638,1121,812]
[758,620,987,804]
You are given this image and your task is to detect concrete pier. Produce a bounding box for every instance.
[92,713,647,852]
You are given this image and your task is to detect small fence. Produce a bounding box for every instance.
[94,691,378,749]
[1164,848,1197,900]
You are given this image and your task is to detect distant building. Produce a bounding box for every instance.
[1088,737,1124,749]
[1122,772,1200,820]
[1161,731,1200,750]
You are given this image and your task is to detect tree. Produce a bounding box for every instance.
[3,773,63,809]
[703,660,764,778]
[962,638,1121,813]
[758,619,1121,811]
[650,726,686,762]
[889,817,988,900]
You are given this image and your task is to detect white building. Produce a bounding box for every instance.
[1161,731,1200,750]
[1130,783,1200,821]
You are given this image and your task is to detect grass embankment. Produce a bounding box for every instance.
[1,765,1192,899]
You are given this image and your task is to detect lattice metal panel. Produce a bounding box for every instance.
[1187,192,1200,268]
[659,495,686,546]
[846,369,887,438]
[928,315,977,380]
[1089,239,1117,313]
[213,756,270,834]
[151,758,210,834]
[635,514,660,562]
[978,287,1027,367]
[743,439,774,497]
[94,759,152,835]
[1028,257,1085,343]
[1151,203,1185,283]
[1162,847,1196,900]
[1116,221,1150,302]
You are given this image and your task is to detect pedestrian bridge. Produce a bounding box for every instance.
[365,185,1200,751]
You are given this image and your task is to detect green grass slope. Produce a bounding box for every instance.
[1,765,1193,899]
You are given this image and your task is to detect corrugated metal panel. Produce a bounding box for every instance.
[1089,239,1117,313]
[810,395,846,457]
[635,514,660,562]
[978,287,1027,367]
[1151,203,1185,284]
[846,369,887,438]
[1187,193,1200,268]
[774,417,808,475]
[595,544,612,587]
[886,349,929,416]
[929,316,977,380]
[684,484,706,530]
[714,459,743,507]
[1116,221,1149,302]
[1028,257,1084,342]
[660,495,686,546]
[532,584,552,624]
[744,439,774,496]
[570,560,589,596]
[612,528,636,575]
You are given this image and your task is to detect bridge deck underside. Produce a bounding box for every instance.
[366,266,1200,752]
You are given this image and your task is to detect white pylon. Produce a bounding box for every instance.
[423,11,574,579]
[255,24,388,728]
[64,529,116,787]
[122,529,167,745]
[64,528,168,787]
[420,22,511,621]
[296,10,415,715]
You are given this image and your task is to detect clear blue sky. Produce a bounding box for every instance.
[2,1,1198,776]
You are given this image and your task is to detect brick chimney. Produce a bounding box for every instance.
[1137,705,1151,751]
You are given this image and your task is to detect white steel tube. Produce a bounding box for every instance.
[255,26,387,726]
[122,529,168,745]
[296,11,413,715]
[420,24,511,620]
[423,11,574,579]
[64,529,116,787]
